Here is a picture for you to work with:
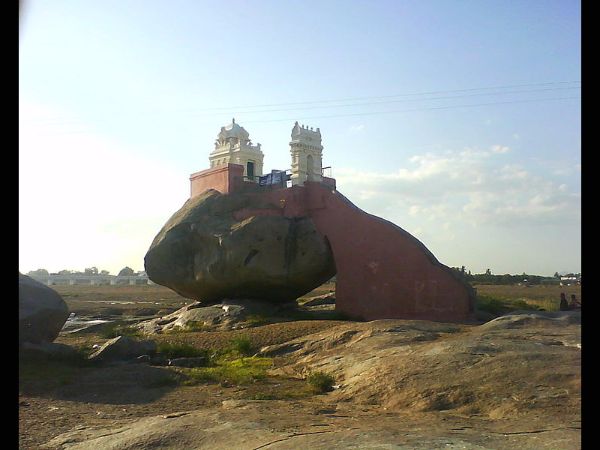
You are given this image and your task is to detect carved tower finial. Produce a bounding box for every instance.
[289,122,323,186]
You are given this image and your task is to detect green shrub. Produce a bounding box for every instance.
[227,336,254,357]
[476,294,546,316]
[307,371,335,394]
[475,295,509,315]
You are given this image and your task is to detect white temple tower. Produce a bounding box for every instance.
[209,118,264,180]
[289,121,323,186]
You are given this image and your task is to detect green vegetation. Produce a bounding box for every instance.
[475,294,556,315]
[451,267,581,286]
[160,336,269,386]
[227,336,254,357]
[306,371,335,394]
[179,356,273,385]
[99,322,142,339]
[156,342,211,359]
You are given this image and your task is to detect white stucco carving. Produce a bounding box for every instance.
[209,118,264,179]
[289,121,323,186]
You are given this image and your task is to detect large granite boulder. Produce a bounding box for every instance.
[144,189,336,303]
[19,273,70,345]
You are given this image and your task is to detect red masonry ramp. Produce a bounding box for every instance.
[233,182,475,322]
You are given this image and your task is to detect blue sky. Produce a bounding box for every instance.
[19,0,580,276]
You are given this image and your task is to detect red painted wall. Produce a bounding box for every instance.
[232,183,474,322]
[190,164,245,197]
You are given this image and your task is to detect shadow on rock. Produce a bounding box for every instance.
[19,343,181,405]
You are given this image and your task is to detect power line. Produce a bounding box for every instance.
[23,96,580,136]
[186,80,581,112]
[190,86,580,117]
[242,96,581,124]
[21,80,580,125]
[25,81,580,125]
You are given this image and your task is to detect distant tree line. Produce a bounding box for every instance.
[451,267,581,285]
[26,266,142,277]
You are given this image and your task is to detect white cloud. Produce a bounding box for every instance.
[491,144,510,154]
[334,146,580,228]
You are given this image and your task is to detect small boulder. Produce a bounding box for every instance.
[137,299,282,333]
[19,273,70,345]
[88,336,157,362]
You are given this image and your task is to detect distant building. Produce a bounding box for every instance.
[28,273,152,286]
[560,275,581,286]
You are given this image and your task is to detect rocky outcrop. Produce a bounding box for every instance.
[260,312,581,417]
[144,189,336,303]
[19,273,70,345]
[41,313,581,450]
[137,299,289,333]
[88,336,157,362]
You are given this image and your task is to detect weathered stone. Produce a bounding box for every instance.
[137,299,287,333]
[42,314,581,449]
[302,293,336,307]
[88,336,157,362]
[19,273,70,345]
[144,189,336,303]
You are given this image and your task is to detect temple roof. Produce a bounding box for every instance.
[218,118,250,141]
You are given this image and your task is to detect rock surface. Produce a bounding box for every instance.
[144,189,336,303]
[260,311,581,418]
[301,293,336,307]
[41,403,580,450]
[29,312,580,450]
[88,336,157,362]
[136,299,291,333]
[19,273,70,345]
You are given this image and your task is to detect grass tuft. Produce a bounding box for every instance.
[180,356,273,386]
[99,322,142,339]
[306,371,335,394]
[226,336,254,357]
